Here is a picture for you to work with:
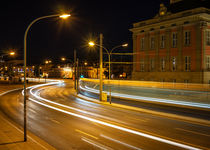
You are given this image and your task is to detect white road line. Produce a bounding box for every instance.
[29,97,201,150]
[81,137,113,150]
[175,128,210,137]
[50,119,61,124]
[0,88,22,96]
[100,134,141,150]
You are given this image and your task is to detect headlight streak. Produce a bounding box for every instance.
[25,80,200,150]
[29,85,127,124]
[80,85,210,109]
[28,97,200,150]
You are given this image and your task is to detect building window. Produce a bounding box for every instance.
[150,36,155,49]
[207,30,210,46]
[206,56,210,71]
[185,56,191,71]
[160,34,165,49]
[150,58,155,71]
[140,38,145,50]
[161,58,165,71]
[140,59,144,72]
[184,31,191,46]
[172,57,176,71]
[172,32,177,48]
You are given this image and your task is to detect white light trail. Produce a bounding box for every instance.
[24,79,201,150]
[80,85,210,109]
[29,86,126,123]
[28,96,200,150]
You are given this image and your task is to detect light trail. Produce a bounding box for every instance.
[80,85,210,109]
[100,134,142,150]
[29,86,127,124]
[26,80,201,150]
[28,97,200,150]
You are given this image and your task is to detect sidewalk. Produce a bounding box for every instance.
[0,84,55,150]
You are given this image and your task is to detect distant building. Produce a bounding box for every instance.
[130,0,210,83]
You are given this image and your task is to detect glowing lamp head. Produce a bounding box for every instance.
[88,42,95,47]
[122,43,128,47]
[9,52,15,56]
[59,14,71,19]
[61,57,66,61]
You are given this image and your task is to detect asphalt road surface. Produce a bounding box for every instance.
[0,80,210,150]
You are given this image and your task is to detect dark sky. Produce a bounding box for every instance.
[0,0,169,64]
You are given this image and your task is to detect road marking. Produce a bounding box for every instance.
[0,88,22,96]
[50,119,61,124]
[81,137,113,150]
[29,108,37,114]
[175,128,210,137]
[29,97,201,150]
[75,129,98,139]
[100,134,141,150]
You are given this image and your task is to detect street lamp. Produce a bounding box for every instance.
[88,41,128,79]
[89,39,128,103]
[23,13,70,142]
[9,51,15,56]
[61,57,66,61]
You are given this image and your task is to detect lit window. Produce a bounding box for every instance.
[206,56,210,71]
[160,34,165,49]
[172,32,177,48]
[140,59,144,72]
[150,58,155,71]
[184,31,191,46]
[140,38,145,50]
[161,58,165,71]
[185,56,191,71]
[172,57,176,71]
[207,30,210,46]
[150,36,155,49]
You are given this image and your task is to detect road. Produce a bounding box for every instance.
[0,80,210,150]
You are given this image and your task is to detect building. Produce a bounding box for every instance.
[130,0,210,83]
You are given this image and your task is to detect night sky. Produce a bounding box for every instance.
[0,0,169,65]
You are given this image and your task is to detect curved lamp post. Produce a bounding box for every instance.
[88,42,128,79]
[23,13,70,141]
[89,41,128,103]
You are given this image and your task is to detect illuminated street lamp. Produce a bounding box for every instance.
[0,51,16,64]
[89,40,128,103]
[23,13,70,142]
[61,57,66,61]
[9,51,15,56]
[88,41,128,79]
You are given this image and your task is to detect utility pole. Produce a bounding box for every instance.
[74,50,76,90]
[99,33,103,101]
[76,58,79,94]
